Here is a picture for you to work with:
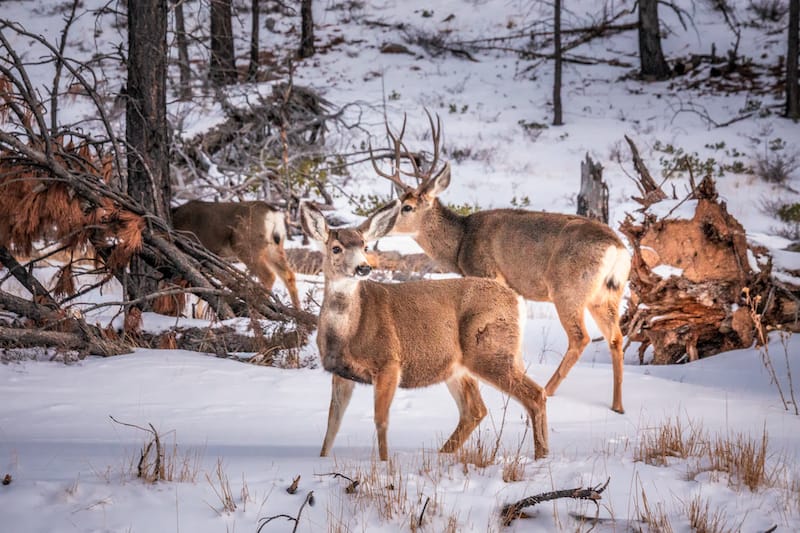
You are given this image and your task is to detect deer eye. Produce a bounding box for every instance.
[364,246,369,253]
[332,245,342,254]
[401,204,413,213]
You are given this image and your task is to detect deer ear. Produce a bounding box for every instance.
[419,162,451,199]
[299,202,329,242]
[360,200,400,241]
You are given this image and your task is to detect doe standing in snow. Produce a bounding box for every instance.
[371,113,631,413]
[172,200,301,308]
[300,200,548,461]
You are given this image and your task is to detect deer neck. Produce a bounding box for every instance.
[320,277,363,338]
[318,277,373,382]
[414,200,467,274]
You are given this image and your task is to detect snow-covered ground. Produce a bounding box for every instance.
[2,0,800,531]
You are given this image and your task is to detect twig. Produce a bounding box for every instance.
[286,474,301,494]
[316,471,360,493]
[624,135,667,206]
[0,247,59,309]
[418,496,430,528]
[257,491,314,533]
[501,477,610,526]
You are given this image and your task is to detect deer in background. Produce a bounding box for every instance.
[371,113,630,414]
[172,200,301,308]
[300,200,548,461]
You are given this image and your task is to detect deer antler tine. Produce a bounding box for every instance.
[368,139,393,179]
[398,113,407,139]
[411,108,443,187]
[429,112,442,174]
[369,129,411,192]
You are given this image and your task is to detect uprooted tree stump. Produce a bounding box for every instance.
[620,139,800,364]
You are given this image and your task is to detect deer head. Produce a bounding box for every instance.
[301,200,399,282]
[369,110,454,235]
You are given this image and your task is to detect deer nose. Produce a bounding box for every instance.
[355,264,372,277]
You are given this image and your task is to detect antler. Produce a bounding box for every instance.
[369,109,444,192]
[369,114,413,194]
[406,109,442,189]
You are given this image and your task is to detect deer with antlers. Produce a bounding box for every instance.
[300,200,548,461]
[370,114,630,414]
[172,200,301,308]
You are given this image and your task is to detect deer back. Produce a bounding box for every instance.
[456,208,626,301]
[172,200,287,258]
[318,276,523,389]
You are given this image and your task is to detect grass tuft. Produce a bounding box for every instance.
[686,494,734,533]
[634,417,705,466]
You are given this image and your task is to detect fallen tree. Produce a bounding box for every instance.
[0,21,315,359]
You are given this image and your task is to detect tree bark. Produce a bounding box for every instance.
[210,0,237,85]
[248,0,260,81]
[788,0,800,119]
[173,0,192,100]
[126,0,171,308]
[552,0,563,126]
[298,0,315,59]
[638,0,671,80]
[577,154,608,223]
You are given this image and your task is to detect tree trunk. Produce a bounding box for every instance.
[248,0,260,81]
[298,0,315,59]
[552,0,563,126]
[638,0,671,80]
[210,0,237,85]
[127,0,171,309]
[577,154,608,223]
[173,0,192,100]
[788,0,800,119]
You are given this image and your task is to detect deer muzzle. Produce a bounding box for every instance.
[355,264,372,277]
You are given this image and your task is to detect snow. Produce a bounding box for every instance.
[2,0,800,531]
[651,264,684,278]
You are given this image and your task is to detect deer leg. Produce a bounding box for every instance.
[588,301,625,414]
[373,365,400,461]
[440,374,488,454]
[471,364,549,459]
[240,252,277,290]
[320,374,355,457]
[267,247,301,308]
[545,304,590,397]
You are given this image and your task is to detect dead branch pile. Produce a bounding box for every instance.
[620,138,800,364]
[174,82,340,204]
[0,26,316,358]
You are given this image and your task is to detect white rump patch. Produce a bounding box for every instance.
[264,211,287,244]
[599,245,631,290]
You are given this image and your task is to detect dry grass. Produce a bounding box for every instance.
[634,480,674,533]
[686,495,734,533]
[456,431,498,471]
[325,450,477,532]
[501,422,530,483]
[501,452,527,483]
[330,455,413,523]
[206,458,237,514]
[120,424,203,484]
[637,417,779,493]
[701,429,772,491]
[634,417,705,466]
